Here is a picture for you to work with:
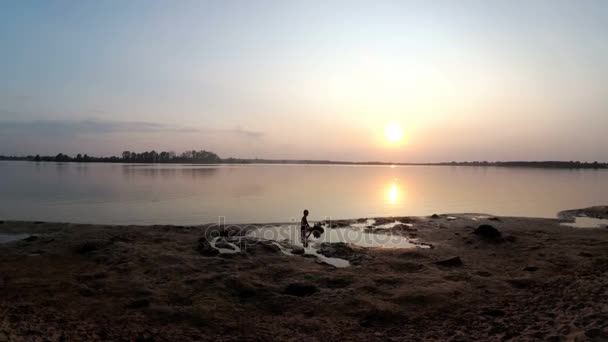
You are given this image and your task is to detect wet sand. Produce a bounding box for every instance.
[0,207,607,341]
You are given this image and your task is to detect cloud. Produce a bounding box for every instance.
[0,118,198,135]
[231,125,264,139]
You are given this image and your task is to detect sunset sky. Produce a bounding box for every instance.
[1,0,607,162]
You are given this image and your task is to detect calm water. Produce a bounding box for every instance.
[0,161,607,225]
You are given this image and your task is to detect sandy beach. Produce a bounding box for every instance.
[1,208,607,341]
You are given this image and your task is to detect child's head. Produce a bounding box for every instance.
[303,209,309,216]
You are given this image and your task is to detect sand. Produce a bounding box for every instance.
[0,207,607,341]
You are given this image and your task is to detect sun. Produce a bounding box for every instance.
[384,123,403,142]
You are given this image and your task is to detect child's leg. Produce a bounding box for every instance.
[300,229,307,247]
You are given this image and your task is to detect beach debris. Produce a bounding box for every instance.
[195,237,220,256]
[309,223,325,238]
[447,216,457,221]
[473,224,502,239]
[434,256,463,267]
[282,283,318,297]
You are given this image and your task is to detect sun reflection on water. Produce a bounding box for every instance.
[387,183,399,203]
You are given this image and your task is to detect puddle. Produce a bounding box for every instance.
[209,237,241,254]
[351,219,376,228]
[561,217,608,229]
[247,224,429,267]
[470,216,489,221]
[0,233,30,244]
[372,221,411,229]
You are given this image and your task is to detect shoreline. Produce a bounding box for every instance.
[1,209,607,341]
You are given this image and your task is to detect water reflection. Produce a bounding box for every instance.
[386,181,402,204]
[388,184,398,203]
[1,162,608,225]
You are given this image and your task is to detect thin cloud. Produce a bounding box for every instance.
[232,126,264,139]
[0,118,198,135]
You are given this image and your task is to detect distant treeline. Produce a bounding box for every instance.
[0,152,606,168]
[435,161,608,169]
[0,150,221,164]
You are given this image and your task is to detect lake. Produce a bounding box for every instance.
[0,161,606,225]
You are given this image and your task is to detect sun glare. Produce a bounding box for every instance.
[384,123,403,142]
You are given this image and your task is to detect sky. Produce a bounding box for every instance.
[1,0,607,162]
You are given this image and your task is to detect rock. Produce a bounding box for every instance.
[282,283,318,297]
[504,235,516,242]
[476,271,492,277]
[473,225,502,239]
[523,266,539,272]
[23,235,38,242]
[488,217,501,221]
[128,299,150,309]
[34,221,44,224]
[434,256,463,267]
[0,332,7,342]
[579,252,593,257]
[430,214,440,219]
[0,221,4,225]
[291,246,305,255]
[195,237,219,256]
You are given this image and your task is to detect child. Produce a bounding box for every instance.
[300,209,311,247]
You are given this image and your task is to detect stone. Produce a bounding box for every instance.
[434,256,463,267]
[473,225,501,239]
[523,266,539,272]
[291,246,305,255]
